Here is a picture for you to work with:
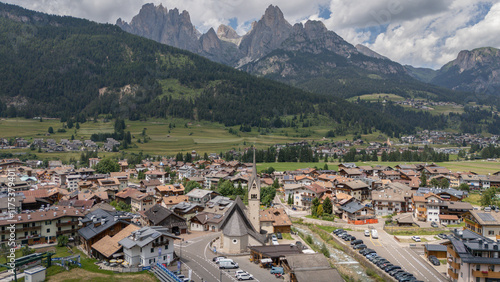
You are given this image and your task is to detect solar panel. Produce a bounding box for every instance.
[478,213,496,222]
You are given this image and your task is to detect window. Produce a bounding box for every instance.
[151,248,154,253]
[251,194,257,199]
[47,229,50,233]
[489,265,495,272]
[489,230,495,235]
[476,264,481,271]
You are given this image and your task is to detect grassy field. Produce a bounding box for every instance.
[0,117,388,156]
[348,93,406,102]
[463,193,482,206]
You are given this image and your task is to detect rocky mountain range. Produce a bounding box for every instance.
[117,4,500,99]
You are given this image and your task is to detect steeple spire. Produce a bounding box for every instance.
[252,145,257,177]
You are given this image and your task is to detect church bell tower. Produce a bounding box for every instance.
[248,147,261,232]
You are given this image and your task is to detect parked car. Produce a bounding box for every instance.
[237,273,254,280]
[364,230,371,237]
[362,249,376,256]
[389,269,405,276]
[344,235,356,241]
[371,229,378,239]
[271,234,278,241]
[333,229,344,235]
[437,233,448,239]
[411,236,421,242]
[276,232,283,239]
[235,270,247,277]
[219,259,239,269]
[354,244,367,250]
[351,239,363,246]
[272,238,279,245]
[431,221,438,228]
[270,266,284,274]
[385,265,401,272]
[429,255,440,266]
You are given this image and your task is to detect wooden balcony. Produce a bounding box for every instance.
[449,260,460,270]
[56,229,75,236]
[56,221,77,227]
[448,246,459,259]
[472,270,500,279]
[448,268,458,280]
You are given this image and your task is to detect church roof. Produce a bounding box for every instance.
[220,195,265,244]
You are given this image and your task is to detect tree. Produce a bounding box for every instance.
[420,172,427,187]
[235,182,245,196]
[430,178,439,188]
[218,180,234,197]
[94,158,120,174]
[137,170,145,180]
[57,235,69,247]
[185,181,201,194]
[48,127,54,134]
[458,183,470,192]
[75,122,80,129]
[311,197,320,217]
[260,186,276,207]
[316,204,323,217]
[439,178,450,189]
[322,198,332,215]
[481,187,498,207]
[203,152,209,160]
[323,163,329,170]
[272,179,279,189]
[287,194,293,205]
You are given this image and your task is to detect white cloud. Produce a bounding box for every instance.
[3,0,500,68]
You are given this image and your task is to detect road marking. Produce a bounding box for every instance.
[370,235,382,246]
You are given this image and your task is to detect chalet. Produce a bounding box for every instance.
[145,170,168,184]
[171,201,204,220]
[155,184,185,197]
[190,212,225,232]
[161,195,188,208]
[379,170,401,180]
[115,188,142,205]
[339,200,377,225]
[119,226,179,267]
[130,192,156,212]
[463,210,500,237]
[177,165,197,180]
[259,207,292,234]
[186,188,216,205]
[371,188,413,216]
[139,179,162,193]
[141,204,187,234]
[338,168,363,179]
[78,208,133,255]
[336,180,370,201]
[91,224,141,261]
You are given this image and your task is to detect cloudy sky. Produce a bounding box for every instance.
[5,0,500,69]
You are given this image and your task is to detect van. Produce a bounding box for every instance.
[219,260,239,269]
[371,229,378,239]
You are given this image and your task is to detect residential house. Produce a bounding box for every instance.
[145,170,168,184]
[190,212,225,232]
[155,184,184,198]
[444,228,500,282]
[338,200,378,225]
[371,188,413,216]
[412,193,443,222]
[139,179,162,194]
[91,224,141,261]
[338,168,363,179]
[141,204,187,234]
[130,192,156,212]
[259,207,292,234]
[78,208,133,255]
[186,188,215,206]
[336,180,370,202]
[177,165,197,180]
[463,210,500,237]
[119,226,179,268]
[161,195,189,208]
[0,206,83,246]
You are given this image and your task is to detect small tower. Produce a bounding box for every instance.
[248,147,261,232]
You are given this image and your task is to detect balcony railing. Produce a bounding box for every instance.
[56,221,77,227]
[472,270,500,279]
[56,229,75,236]
[448,268,458,280]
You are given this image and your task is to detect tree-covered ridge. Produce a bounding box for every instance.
[0,2,499,135]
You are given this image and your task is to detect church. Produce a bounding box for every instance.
[218,149,266,254]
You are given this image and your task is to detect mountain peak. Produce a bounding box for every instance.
[355,44,389,60]
[262,5,285,26]
[217,24,241,45]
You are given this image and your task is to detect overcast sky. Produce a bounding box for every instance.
[5,0,500,69]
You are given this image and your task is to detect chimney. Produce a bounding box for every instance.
[18,215,22,221]
[54,212,57,217]
[28,214,31,220]
[63,210,66,214]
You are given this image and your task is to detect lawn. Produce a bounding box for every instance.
[348,93,406,102]
[463,193,482,206]
[282,233,293,240]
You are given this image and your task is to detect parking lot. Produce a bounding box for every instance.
[333,229,447,282]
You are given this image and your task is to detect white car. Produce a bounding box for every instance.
[364,230,370,237]
[235,270,247,277]
[371,229,378,239]
[272,238,279,245]
[411,236,421,242]
[237,273,254,280]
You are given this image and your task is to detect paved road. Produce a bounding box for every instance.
[175,232,275,282]
[343,230,447,282]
